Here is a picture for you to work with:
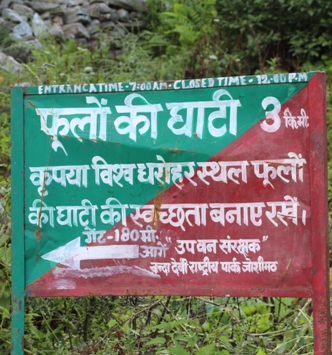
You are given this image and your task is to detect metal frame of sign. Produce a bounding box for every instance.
[11,72,330,354]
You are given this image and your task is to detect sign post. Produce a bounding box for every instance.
[11,72,330,354]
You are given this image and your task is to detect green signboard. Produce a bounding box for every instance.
[11,72,330,354]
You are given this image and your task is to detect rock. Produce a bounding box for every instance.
[29,2,61,13]
[53,15,63,25]
[10,4,34,18]
[0,0,11,9]
[88,2,110,19]
[109,8,119,21]
[2,8,25,23]
[72,0,89,6]
[86,18,100,35]
[12,20,32,37]
[0,51,22,73]
[32,13,49,37]
[40,11,51,20]
[99,20,114,30]
[67,0,88,7]
[117,8,129,22]
[66,1,77,7]
[62,22,90,38]
[1,0,23,9]
[101,12,112,21]
[109,25,125,38]
[64,6,91,24]
[3,40,38,62]
[48,23,64,39]
[108,0,129,9]
[129,11,140,20]
[0,0,147,58]
[108,0,146,12]
[26,38,43,48]
[21,34,34,41]
[49,6,66,18]
[27,0,62,3]
[44,19,52,27]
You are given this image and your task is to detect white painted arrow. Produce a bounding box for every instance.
[41,237,139,269]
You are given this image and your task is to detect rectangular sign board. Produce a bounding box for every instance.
[11,72,330,354]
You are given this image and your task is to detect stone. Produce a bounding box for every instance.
[2,8,25,23]
[86,18,100,35]
[62,22,90,38]
[0,51,22,73]
[100,12,112,21]
[108,0,129,10]
[44,19,52,27]
[64,6,90,24]
[88,2,110,19]
[99,20,114,30]
[109,25,125,37]
[21,34,34,41]
[48,23,64,39]
[1,0,23,9]
[40,11,51,20]
[109,8,119,21]
[116,25,126,34]
[12,20,32,37]
[27,0,64,3]
[26,38,43,48]
[32,13,48,37]
[66,0,77,7]
[0,0,148,52]
[53,15,63,25]
[11,3,34,18]
[67,0,88,6]
[27,0,65,4]
[3,39,41,62]
[0,0,11,8]
[117,8,129,22]
[29,2,61,13]
[108,0,146,12]
[129,11,140,20]
[49,5,66,18]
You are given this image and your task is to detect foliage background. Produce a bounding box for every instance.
[1,0,332,354]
